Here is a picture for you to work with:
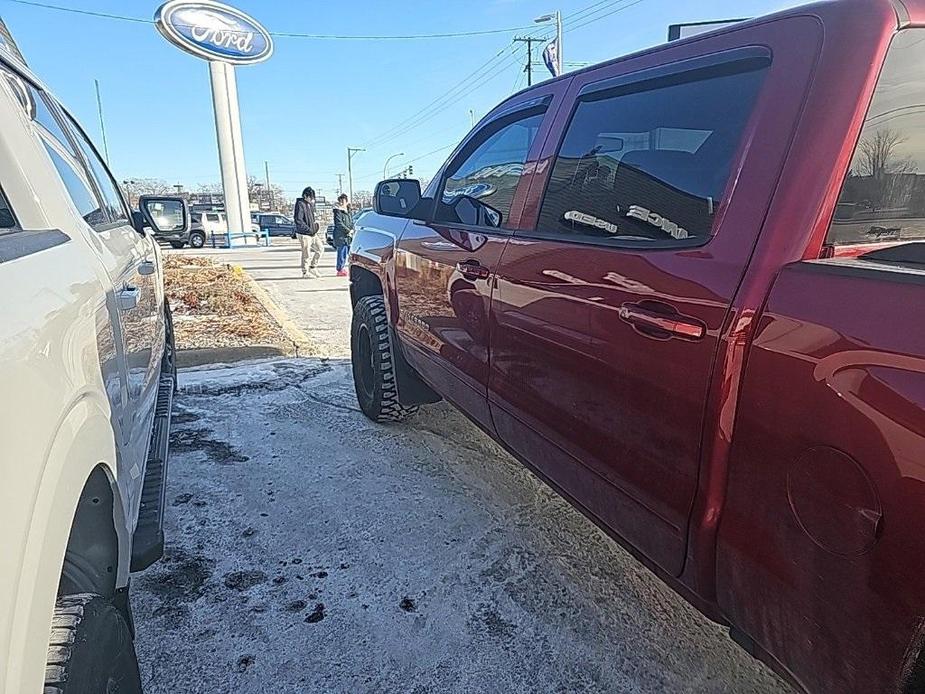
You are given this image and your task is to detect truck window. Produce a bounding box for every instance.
[435,110,545,228]
[43,143,107,227]
[827,29,925,260]
[24,83,78,159]
[0,188,16,230]
[537,60,768,245]
[62,112,130,226]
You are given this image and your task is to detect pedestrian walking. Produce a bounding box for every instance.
[332,193,354,277]
[294,186,323,278]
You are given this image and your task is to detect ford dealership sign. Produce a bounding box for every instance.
[155,0,273,65]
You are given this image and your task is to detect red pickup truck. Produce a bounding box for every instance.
[349,1,925,691]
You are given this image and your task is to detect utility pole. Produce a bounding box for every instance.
[347,147,364,203]
[174,183,183,195]
[513,36,538,86]
[94,79,111,165]
[264,160,273,211]
[336,174,345,195]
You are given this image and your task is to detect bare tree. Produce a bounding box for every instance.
[855,128,917,210]
[857,129,913,180]
[121,178,173,207]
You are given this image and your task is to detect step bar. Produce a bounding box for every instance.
[130,370,174,572]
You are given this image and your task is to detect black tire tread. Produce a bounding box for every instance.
[44,593,140,694]
[44,593,96,693]
[353,296,418,423]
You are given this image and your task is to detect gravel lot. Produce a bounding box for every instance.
[132,356,789,693]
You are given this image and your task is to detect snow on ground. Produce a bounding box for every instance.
[133,358,789,693]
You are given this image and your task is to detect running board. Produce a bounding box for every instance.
[130,372,174,572]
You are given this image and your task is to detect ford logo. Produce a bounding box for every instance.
[155,0,273,65]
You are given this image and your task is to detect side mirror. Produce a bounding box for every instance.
[374,178,429,220]
[448,195,502,228]
[137,196,190,235]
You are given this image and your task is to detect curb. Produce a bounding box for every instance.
[177,345,290,368]
[239,268,317,358]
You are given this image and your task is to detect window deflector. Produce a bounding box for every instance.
[577,46,772,100]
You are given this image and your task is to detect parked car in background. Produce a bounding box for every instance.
[251,212,297,238]
[349,2,925,692]
[153,209,206,248]
[0,48,183,692]
[326,222,335,248]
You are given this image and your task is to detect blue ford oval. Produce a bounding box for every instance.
[155,1,273,65]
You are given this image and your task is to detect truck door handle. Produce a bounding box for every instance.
[118,286,140,311]
[138,260,156,276]
[456,260,490,281]
[619,302,705,341]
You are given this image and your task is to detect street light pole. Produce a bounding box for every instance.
[556,10,563,76]
[535,10,563,76]
[383,152,405,180]
[347,147,364,204]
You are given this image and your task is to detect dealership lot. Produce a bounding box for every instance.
[132,243,788,693]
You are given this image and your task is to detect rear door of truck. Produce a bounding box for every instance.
[717,26,925,694]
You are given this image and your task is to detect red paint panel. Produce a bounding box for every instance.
[718,261,925,693]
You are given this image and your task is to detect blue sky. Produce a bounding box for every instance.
[0,0,801,200]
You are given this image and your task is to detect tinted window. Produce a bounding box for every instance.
[27,86,78,158]
[827,30,925,258]
[435,111,544,228]
[537,63,768,244]
[44,143,107,226]
[63,114,128,224]
[0,188,16,230]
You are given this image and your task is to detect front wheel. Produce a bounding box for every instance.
[351,295,418,423]
[45,593,141,694]
[189,231,206,249]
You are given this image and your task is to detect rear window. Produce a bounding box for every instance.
[827,30,925,260]
[537,58,768,245]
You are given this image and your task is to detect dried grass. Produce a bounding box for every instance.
[164,255,290,350]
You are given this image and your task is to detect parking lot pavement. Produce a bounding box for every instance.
[133,357,790,694]
[171,239,350,357]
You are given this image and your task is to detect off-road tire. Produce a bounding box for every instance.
[189,231,206,249]
[169,241,185,249]
[45,593,141,694]
[352,295,418,423]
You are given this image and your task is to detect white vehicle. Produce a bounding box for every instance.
[0,50,185,692]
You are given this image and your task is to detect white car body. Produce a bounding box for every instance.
[0,52,174,691]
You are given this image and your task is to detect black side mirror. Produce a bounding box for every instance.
[449,195,502,228]
[374,179,429,220]
[137,196,190,235]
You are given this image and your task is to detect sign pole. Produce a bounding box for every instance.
[208,60,251,244]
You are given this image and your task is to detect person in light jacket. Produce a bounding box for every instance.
[332,193,354,277]
[294,186,323,278]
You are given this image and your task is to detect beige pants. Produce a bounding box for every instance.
[299,233,324,274]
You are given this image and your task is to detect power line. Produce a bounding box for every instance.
[361,44,522,149]
[6,0,148,23]
[568,0,648,32]
[3,0,532,40]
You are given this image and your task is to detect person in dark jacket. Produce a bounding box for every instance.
[294,186,322,278]
[332,193,354,277]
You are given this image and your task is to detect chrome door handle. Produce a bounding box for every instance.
[118,286,140,311]
[619,302,705,341]
[456,259,490,281]
[138,260,156,276]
